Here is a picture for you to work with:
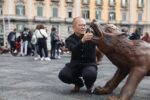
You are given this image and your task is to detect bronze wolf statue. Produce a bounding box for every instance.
[90,22,150,100]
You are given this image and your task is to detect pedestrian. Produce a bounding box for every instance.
[141,32,150,43]
[58,17,97,93]
[7,28,16,52]
[20,27,29,56]
[50,27,61,59]
[129,28,142,40]
[31,25,40,60]
[34,24,50,61]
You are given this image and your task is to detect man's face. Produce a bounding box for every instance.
[73,18,86,36]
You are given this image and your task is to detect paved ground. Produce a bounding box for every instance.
[0,53,150,100]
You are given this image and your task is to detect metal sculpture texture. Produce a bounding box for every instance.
[90,22,150,100]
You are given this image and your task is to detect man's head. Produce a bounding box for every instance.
[13,28,16,32]
[72,17,86,36]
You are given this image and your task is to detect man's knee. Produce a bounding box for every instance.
[58,69,72,83]
[83,67,97,80]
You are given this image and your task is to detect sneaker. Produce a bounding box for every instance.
[45,57,51,61]
[86,85,93,94]
[86,87,93,94]
[57,56,61,59]
[14,49,17,53]
[34,57,39,61]
[40,57,45,61]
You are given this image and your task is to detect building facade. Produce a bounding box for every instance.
[0,0,150,46]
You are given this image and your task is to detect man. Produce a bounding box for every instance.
[20,27,29,56]
[7,28,16,52]
[129,28,142,40]
[58,17,97,93]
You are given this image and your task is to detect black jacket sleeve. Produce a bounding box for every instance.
[65,34,83,52]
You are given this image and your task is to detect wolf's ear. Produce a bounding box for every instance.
[90,21,104,38]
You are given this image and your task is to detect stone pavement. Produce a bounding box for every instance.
[0,53,150,100]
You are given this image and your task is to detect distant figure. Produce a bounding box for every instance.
[129,28,142,40]
[34,24,50,61]
[7,28,16,52]
[20,27,29,56]
[141,32,150,43]
[50,27,60,59]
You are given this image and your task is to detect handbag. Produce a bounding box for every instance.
[31,33,38,44]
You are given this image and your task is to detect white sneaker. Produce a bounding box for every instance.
[34,57,39,61]
[45,57,51,61]
[57,56,61,59]
[14,49,17,53]
[40,57,45,61]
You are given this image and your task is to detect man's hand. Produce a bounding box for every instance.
[81,32,93,43]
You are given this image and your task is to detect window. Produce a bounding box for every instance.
[109,0,115,6]
[109,12,115,21]
[95,10,101,20]
[16,24,24,32]
[121,0,127,7]
[67,8,72,18]
[122,12,127,21]
[82,0,89,4]
[138,12,142,21]
[138,0,143,7]
[82,9,90,19]
[66,0,73,2]
[96,0,102,5]
[68,11,72,18]
[37,6,43,16]
[51,0,59,2]
[36,1,43,17]
[16,5,25,16]
[53,6,58,17]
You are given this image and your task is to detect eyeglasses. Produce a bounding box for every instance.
[78,24,87,27]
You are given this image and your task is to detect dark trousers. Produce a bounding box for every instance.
[50,40,57,58]
[38,38,48,57]
[58,63,97,88]
[9,41,16,51]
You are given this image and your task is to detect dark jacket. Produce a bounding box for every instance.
[129,32,141,40]
[21,31,29,42]
[65,33,96,64]
[7,32,16,42]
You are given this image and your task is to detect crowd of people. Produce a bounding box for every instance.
[7,24,65,61]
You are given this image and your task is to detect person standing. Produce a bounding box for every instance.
[58,17,97,93]
[7,28,16,52]
[129,28,142,40]
[34,24,50,61]
[50,27,60,59]
[20,28,29,56]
